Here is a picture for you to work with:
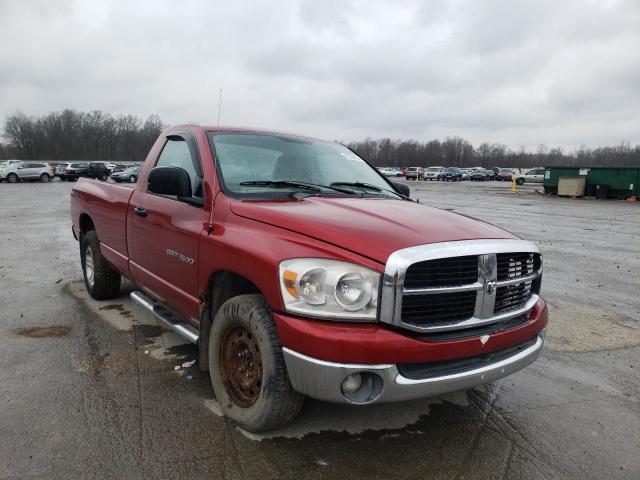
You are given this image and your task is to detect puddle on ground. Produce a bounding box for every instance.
[15,325,71,338]
[99,304,125,312]
[205,390,470,441]
[66,281,193,361]
[546,300,640,352]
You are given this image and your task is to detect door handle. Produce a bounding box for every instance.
[133,206,147,218]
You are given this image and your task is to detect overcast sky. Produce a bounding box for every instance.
[1,0,638,150]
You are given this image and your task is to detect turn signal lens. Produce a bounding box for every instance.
[283,270,298,298]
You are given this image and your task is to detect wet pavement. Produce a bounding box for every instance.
[0,179,638,479]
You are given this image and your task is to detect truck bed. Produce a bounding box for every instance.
[70,178,134,275]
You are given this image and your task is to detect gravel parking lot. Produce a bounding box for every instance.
[1,179,638,479]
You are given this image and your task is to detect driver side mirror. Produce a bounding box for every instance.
[148,166,204,206]
[392,181,410,197]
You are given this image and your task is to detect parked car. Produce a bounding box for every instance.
[496,168,513,181]
[0,162,55,183]
[469,168,490,181]
[423,166,446,181]
[405,167,423,180]
[55,163,71,177]
[443,167,463,181]
[110,166,141,183]
[85,162,111,181]
[516,168,545,185]
[111,164,129,173]
[489,167,501,176]
[377,167,400,177]
[71,124,546,432]
[59,163,89,181]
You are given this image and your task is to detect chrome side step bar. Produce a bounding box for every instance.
[130,291,199,344]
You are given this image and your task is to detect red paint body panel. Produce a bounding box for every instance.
[70,178,134,276]
[231,197,514,263]
[274,298,547,364]
[71,124,546,371]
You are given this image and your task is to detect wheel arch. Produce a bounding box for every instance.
[198,269,263,371]
[79,213,95,235]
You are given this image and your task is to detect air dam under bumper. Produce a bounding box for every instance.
[283,334,544,404]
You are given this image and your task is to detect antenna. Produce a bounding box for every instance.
[217,89,223,126]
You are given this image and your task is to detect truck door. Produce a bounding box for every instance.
[128,133,209,324]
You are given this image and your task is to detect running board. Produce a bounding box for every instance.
[130,291,199,344]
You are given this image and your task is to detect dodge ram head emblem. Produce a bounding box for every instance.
[485,280,497,296]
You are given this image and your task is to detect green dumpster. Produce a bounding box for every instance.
[544,166,640,198]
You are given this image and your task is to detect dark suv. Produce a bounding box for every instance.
[443,167,463,181]
[59,163,89,181]
[86,162,111,181]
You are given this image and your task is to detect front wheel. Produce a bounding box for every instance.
[40,173,51,183]
[516,178,525,185]
[209,294,304,432]
[100,173,108,181]
[128,175,136,183]
[81,230,121,300]
[7,173,18,183]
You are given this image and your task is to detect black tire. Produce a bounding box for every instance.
[40,173,51,183]
[128,175,136,183]
[516,178,525,185]
[100,173,108,181]
[7,173,18,183]
[209,294,304,432]
[80,230,121,300]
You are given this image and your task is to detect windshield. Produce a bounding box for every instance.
[208,132,399,198]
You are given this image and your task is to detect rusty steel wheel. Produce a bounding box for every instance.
[209,294,304,432]
[219,324,263,408]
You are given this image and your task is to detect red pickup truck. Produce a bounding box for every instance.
[71,125,547,432]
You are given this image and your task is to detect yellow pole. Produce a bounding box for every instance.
[511,175,517,193]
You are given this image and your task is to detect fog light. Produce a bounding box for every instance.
[341,373,363,394]
[340,371,384,404]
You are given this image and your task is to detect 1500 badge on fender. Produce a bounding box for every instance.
[166,248,195,265]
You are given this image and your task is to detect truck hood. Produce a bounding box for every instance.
[230,197,515,264]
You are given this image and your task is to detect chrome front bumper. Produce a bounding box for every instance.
[282,334,544,404]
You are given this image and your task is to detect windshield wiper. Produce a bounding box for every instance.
[330,182,412,201]
[240,180,322,192]
[239,180,356,195]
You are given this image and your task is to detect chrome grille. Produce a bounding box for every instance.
[380,240,542,333]
[496,252,537,281]
[404,255,479,289]
[495,281,533,312]
[402,291,477,325]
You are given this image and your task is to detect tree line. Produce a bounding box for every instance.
[1,109,638,167]
[0,110,165,162]
[346,137,640,168]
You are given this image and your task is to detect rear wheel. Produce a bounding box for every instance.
[209,294,304,432]
[516,178,525,185]
[129,175,136,183]
[7,173,18,183]
[40,173,51,183]
[81,230,121,300]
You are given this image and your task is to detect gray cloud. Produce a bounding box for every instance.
[1,0,638,149]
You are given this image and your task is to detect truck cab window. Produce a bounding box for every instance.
[156,138,203,197]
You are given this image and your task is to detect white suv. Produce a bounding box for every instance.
[1,162,55,183]
[515,168,545,185]
[423,166,446,181]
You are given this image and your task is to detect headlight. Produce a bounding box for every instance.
[279,259,380,321]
